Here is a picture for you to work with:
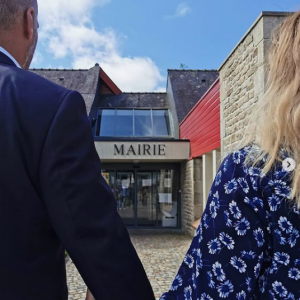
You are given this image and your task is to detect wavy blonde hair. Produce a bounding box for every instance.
[232,11,300,207]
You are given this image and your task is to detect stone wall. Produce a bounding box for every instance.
[193,158,203,221]
[181,158,203,236]
[181,160,194,236]
[181,12,288,236]
[219,12,287,154]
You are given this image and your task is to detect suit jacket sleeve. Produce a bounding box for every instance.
[38,91,155,300]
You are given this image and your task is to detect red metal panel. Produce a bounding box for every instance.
[181,94,219,136]
[99,82,115,95]
[183,91,219,131]
[184,106,219,137]
[180,81,220,125]
[180,78,220,159]
[100,68,122,95]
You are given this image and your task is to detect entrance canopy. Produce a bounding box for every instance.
[95,140,190,163]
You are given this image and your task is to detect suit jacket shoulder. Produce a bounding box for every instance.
[1,64,72,111]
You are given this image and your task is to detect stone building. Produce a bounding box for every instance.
[33,64,101,114]
[177,12,289,236]
[219,12,287,154]
[31,66,217,232]
[30,12,289,236]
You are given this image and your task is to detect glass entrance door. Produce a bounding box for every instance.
[136,172,157,227]
[102,167,180,228]
[116,171,135,226]
[157,169,178,227]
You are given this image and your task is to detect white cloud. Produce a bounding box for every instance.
[74,55,164,92]
[154,86,166,93]
[32,51,43,65]
[36,0,165,92]
[165,2,192,19]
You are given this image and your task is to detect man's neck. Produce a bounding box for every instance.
[0,45,21,68]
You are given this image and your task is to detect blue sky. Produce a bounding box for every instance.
[33,0,300,92]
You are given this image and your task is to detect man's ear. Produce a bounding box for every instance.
[23,7,35,41]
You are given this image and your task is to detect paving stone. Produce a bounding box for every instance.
[66,231,191,300]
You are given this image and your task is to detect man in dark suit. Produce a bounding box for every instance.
[0,1,155,299]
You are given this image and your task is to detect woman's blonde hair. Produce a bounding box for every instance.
[233,11,300,207]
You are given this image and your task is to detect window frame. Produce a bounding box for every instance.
[95,108,173,138]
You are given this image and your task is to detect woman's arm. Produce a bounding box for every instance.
[161,148,270,299]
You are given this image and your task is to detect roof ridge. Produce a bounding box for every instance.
[168,69,218,72]
[30,68,89,71]
[122,92,167,94]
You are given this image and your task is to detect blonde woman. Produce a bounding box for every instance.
[161,11,300,300]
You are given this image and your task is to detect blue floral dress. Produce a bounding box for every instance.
[160,145,300,300]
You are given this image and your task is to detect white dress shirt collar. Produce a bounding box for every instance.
[0,46,21,68]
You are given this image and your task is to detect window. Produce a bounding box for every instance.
[134,110,152,137]
[153,110,170,136]
[96,109,172,137]
[116,110,133,137]
[98,110,115,136]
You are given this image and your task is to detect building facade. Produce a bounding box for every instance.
[92,70,218,229]
[32,66,218,231]
[92,90,189,229]
[31,11,289,236]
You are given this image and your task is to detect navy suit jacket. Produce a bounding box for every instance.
[0,52,155,300]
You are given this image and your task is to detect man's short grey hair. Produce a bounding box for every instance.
[0,0,37,31]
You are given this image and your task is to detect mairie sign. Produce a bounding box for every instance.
[114,144,166,156]
[95,141,190,162]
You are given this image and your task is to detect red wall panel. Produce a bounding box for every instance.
[180,79,220,159]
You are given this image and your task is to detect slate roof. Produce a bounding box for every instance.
[97,93,168,109]
[30,64,100,114]
[168,69,219,123]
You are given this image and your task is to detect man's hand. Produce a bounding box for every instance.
[86,289,96,300]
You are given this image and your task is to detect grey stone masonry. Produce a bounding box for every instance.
[181,160,194,236]
[181,158,203,236]
[219,12,288,154]
[193,158,203,221]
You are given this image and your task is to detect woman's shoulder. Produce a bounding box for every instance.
[222,143,293,201]
[220,144,267,182]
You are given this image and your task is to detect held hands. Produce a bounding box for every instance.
[86,289,96,300]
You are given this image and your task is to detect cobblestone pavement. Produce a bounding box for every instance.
[67,230,192,300]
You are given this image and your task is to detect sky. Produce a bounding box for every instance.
[32,0,300,92]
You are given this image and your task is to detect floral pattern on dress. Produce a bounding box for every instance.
[160,145,300,300]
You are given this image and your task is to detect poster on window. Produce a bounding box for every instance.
[159,193,172,203]
[164,178,172,188]
[102,173,110,185]
[142,179,152,186]
[122,179,130,189]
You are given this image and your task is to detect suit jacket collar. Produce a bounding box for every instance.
[0,51,17,67]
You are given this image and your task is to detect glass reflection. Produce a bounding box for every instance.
[116,110,133,137]
[153,110,170,136]
[99,110,115,136]
[134,110,153,137]
[158,169,178,227]
[97,109,171,137]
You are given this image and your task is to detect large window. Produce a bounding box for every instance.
[116,110,133,137]
[96,109,172,137]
